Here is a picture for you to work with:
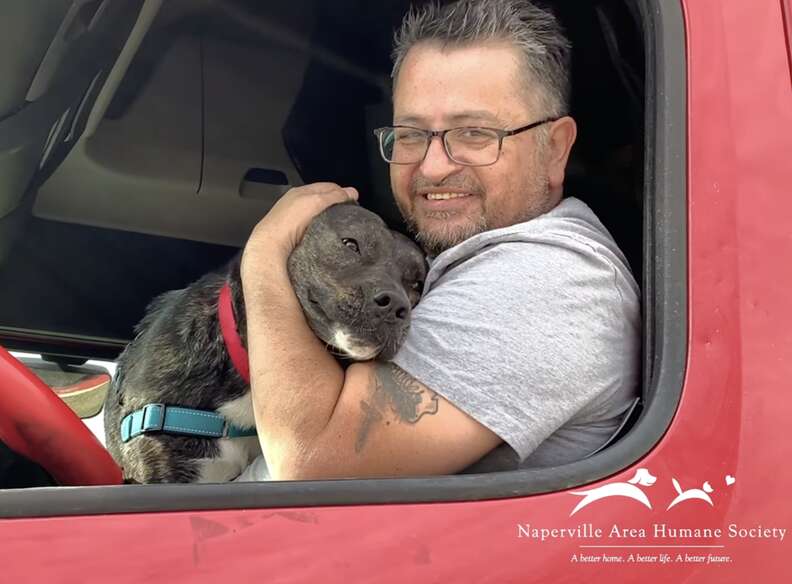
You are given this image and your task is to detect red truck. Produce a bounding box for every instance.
[0,0,790,581]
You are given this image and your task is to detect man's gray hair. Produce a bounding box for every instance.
[391,0,571,117]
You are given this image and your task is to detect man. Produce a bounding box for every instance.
[237,0,640,480]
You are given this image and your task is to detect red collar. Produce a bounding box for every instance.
[218,282,250,383]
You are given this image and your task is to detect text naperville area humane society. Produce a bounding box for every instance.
[517,523,786,542]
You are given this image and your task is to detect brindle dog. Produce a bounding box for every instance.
[104,203,426,483]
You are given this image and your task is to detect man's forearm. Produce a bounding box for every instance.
[242,254,345,476]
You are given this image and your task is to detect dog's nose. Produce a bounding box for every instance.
[373,291,409,321]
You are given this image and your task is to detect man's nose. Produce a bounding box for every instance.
[418,135,462,182]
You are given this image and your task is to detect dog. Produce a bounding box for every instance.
[104,202,427,483]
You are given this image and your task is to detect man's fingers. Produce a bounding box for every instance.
[287,183,357,203]
[294,184,358,215]
[308,187,352,212]
[294,182,355,198]
[297,182,343,194]
[243,181,360,270]
[308,184,357,202]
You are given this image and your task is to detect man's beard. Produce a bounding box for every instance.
[400,177,552,256]
[404,210,488,257]
[397,152,553,256]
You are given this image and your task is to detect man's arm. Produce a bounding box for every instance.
[291,360,502,479]
[243,249,501,480]
[241,184,501,480]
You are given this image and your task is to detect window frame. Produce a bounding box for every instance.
[0,0,687,518]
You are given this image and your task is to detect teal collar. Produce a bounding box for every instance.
[120,403,257,443]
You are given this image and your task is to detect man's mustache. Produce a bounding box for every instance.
[410,175,484,196]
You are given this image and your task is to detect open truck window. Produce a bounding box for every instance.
[0,0,685,515]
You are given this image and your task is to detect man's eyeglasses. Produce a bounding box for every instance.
[373,117,560,167]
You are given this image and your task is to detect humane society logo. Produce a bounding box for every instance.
[569,468,730,515]
[516,468,787,556]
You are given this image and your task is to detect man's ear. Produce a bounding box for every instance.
[545,116,577,195]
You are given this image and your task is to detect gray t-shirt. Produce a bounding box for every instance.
[236,196,640,480]
[392,196,641,471]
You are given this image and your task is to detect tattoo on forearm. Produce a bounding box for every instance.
[383,364,440,422]
[355,400,383,454]
[355,363,439,453]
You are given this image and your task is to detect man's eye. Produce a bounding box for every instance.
[459,128,493,141]
[394,130,426,144]
[342,238,360,253]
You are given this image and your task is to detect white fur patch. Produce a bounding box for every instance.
[332,326,378,361]
[216,391,256,429]
[193,391,260,482]
[196,437,261,483]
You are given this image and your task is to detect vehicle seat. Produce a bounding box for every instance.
[0,1,143,258]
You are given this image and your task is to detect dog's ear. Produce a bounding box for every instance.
[392,230,427,271]
[391,230,421,252]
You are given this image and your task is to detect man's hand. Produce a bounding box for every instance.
[241,182,358,279]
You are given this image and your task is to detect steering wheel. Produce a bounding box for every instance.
[0,345,122,486]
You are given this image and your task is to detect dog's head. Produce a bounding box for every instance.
[287,202,427,361]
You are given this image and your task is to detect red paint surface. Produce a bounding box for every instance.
[2,0,792,582]
[782,0,792,80]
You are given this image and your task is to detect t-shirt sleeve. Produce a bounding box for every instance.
[392,237,637,462]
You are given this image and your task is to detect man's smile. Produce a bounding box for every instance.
[415,190,480,212]
[425,192,472,200]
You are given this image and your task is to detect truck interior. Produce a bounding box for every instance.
[0,0,687,514]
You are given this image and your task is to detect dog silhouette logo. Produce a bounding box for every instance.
[667,479,714,510]
[569,468,656,516]
[568,469,735,516]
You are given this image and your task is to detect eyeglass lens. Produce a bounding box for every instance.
[380,127,502,166]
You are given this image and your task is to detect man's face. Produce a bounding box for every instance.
[391,42,557,255]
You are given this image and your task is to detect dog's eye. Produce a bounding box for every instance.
[410,280,424,291]
[342,238,360,254]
